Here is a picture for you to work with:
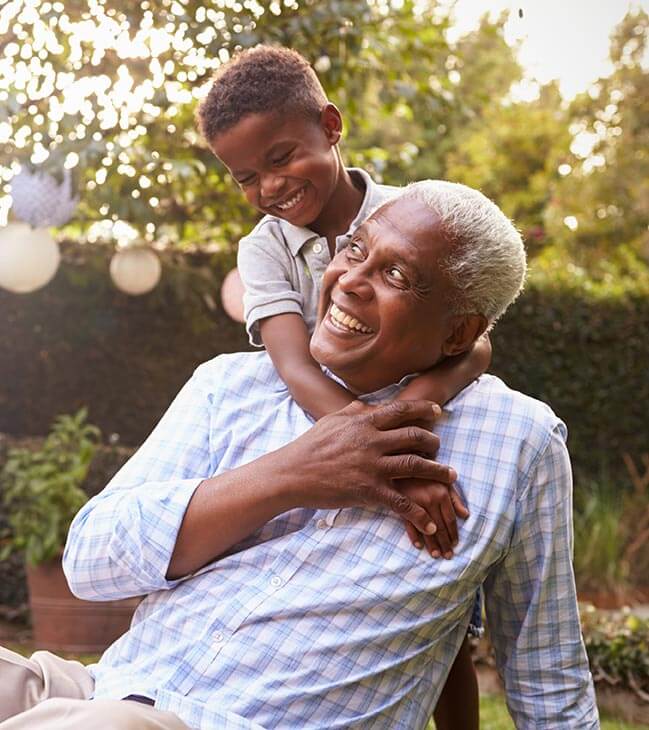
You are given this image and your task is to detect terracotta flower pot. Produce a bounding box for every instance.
[26,557,140,652]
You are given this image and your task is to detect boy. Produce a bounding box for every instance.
[197,45,486,729]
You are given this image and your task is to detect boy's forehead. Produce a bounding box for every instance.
[213,110,319,161]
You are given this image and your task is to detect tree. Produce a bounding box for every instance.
[445,82,571,253]
[0,0,521,248]
[543,9,649,272]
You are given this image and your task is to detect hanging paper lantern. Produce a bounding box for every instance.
[0,223,61,294]
[10,168,79,228]
[109,247,161,296]
[220,268,245,323]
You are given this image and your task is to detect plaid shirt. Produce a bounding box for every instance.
[63,352,599,729]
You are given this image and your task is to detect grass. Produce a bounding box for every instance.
[428,693,647,729]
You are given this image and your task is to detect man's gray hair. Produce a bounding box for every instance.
[402,180,527,326]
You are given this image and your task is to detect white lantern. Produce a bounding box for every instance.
[0,223,61,294]
[10,168,79,228]
[220,268,245,323]
[109,247,161,296]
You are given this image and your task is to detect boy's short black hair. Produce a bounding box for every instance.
[197,45,328,142]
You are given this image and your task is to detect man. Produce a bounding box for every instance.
[0,181,599,729]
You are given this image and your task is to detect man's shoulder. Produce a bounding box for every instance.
[193,351,285,396]
[450,374,566,450]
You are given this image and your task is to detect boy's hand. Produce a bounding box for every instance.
[396,479,469,559]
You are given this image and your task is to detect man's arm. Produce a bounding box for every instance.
[483,424,600,729]
[63,362,454,600]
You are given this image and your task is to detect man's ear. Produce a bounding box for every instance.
[320,103,343,146]
[441,314,488,357]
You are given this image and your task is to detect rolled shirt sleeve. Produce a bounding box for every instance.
[238,228,305,347]
[484,423,600,728]
[63,363,221,601]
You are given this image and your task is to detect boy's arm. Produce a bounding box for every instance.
[392,335,490,556]
[260,313,355,419]
[396,334,491,405]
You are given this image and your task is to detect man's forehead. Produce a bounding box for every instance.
[359,197,445,261]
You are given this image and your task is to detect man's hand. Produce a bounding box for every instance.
[396,480,470,559]
[284,399,456,537]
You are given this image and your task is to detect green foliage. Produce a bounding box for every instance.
[581,609,649,702]
[573,484,630,594]
[490,266,649,492]
[544,9,649,269]
[0,409,101,566]
[445,83,570,252]
[0,1,520,246]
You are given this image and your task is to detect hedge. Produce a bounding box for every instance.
[1,242,647,489]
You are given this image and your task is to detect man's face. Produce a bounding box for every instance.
[210,109,340,228]
[310,197,458,394]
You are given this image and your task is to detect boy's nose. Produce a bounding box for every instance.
[260,173,285,201]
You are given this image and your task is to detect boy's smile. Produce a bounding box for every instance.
[210,108,345,231]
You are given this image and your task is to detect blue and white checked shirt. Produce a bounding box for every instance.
[63,352,599,729]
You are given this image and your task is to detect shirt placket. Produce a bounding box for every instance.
[169,507,342,695]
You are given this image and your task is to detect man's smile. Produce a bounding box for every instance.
[327,302,374,335]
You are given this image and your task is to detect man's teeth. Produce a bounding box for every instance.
[330,303,373,334]
[276,188,305,211]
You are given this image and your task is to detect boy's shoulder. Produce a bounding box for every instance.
[238,214,312,261]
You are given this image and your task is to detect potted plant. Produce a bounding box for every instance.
[0,409,139,652]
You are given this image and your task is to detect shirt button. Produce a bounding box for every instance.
[214,631,224,643]
[316,519,327,530]
[313,242,323,254]
[270,575,282,588]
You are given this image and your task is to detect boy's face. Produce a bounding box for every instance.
[210,106,342,228]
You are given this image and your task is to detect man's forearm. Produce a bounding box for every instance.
[167,448,300,579]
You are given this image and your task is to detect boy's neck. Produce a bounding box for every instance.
[309,160,365,255]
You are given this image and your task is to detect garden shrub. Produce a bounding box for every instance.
[0,244,647,492]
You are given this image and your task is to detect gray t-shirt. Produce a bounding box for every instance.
[238,168,400,346]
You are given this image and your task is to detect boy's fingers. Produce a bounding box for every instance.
[431,505,454,558]
[403,521,423,549]
[380,487,437,536]
[450,485,470,519]
[441,498,459,547]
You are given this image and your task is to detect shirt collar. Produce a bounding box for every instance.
[277,168,382,257]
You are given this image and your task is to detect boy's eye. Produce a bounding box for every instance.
[236,175,255,187]
[272,150,293,166]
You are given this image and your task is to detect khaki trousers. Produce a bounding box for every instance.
[0,646,189,729]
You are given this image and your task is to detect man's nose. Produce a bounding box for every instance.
[260,172,285,201]
[337,264,374,300]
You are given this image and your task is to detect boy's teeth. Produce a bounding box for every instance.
[276,187,305,211]
[330,303,373,334]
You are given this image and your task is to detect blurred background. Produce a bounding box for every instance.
[0,1,648,726]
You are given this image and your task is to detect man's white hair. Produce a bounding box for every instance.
[402,180,527,326]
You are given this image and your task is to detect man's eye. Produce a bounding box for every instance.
[388,267,407,283]
[347,242,364,258]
